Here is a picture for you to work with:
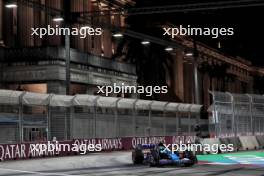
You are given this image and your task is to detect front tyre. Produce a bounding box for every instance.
[132,145,144,164]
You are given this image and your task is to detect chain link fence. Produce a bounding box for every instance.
[0,89,203,144]
[0,104,20,143]
[209,91,264,137]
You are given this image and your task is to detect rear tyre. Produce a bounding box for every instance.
[149,146,160,167]
[132,145,144,164]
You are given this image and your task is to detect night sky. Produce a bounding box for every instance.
[128,0,264,66]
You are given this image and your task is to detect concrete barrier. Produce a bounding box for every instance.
[226,137,242,151]
[239,136,259,150]
[200,138,222,154]
[219,137,229,145]
[256,135,264,149]
[198,135,262,155]
[219,137,236,151]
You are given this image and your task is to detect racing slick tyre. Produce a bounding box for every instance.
[132,144,144,164]
[149,146,160,167]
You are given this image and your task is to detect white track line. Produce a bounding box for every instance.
[0,168,77,176]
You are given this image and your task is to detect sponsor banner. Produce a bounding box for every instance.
[0,141,73,161]
[0,136,196,161]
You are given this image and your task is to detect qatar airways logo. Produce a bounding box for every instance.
[31,25,102,38]
[0,141,102,161]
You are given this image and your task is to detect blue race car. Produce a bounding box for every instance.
[132,143,197,167]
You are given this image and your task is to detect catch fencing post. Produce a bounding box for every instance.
[226,92,236,137]
[18,91,26,143]
[70,95,77,140]
[93,96,100,138]
[212,92,218,138]
[246,94,254,135]
[132,99,138,137]
[148,101,154,137]
[47,94,54,141]
[163,102,169,136]
[115,98,122,137]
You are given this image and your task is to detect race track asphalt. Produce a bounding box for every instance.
[0,151,264,176]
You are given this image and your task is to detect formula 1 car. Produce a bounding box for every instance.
[132,143,197,167]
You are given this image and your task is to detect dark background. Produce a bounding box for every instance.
[127,0,264,66]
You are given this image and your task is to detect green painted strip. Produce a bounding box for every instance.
[197,151,264,164]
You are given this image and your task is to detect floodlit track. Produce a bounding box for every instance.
[0,151,264,176]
